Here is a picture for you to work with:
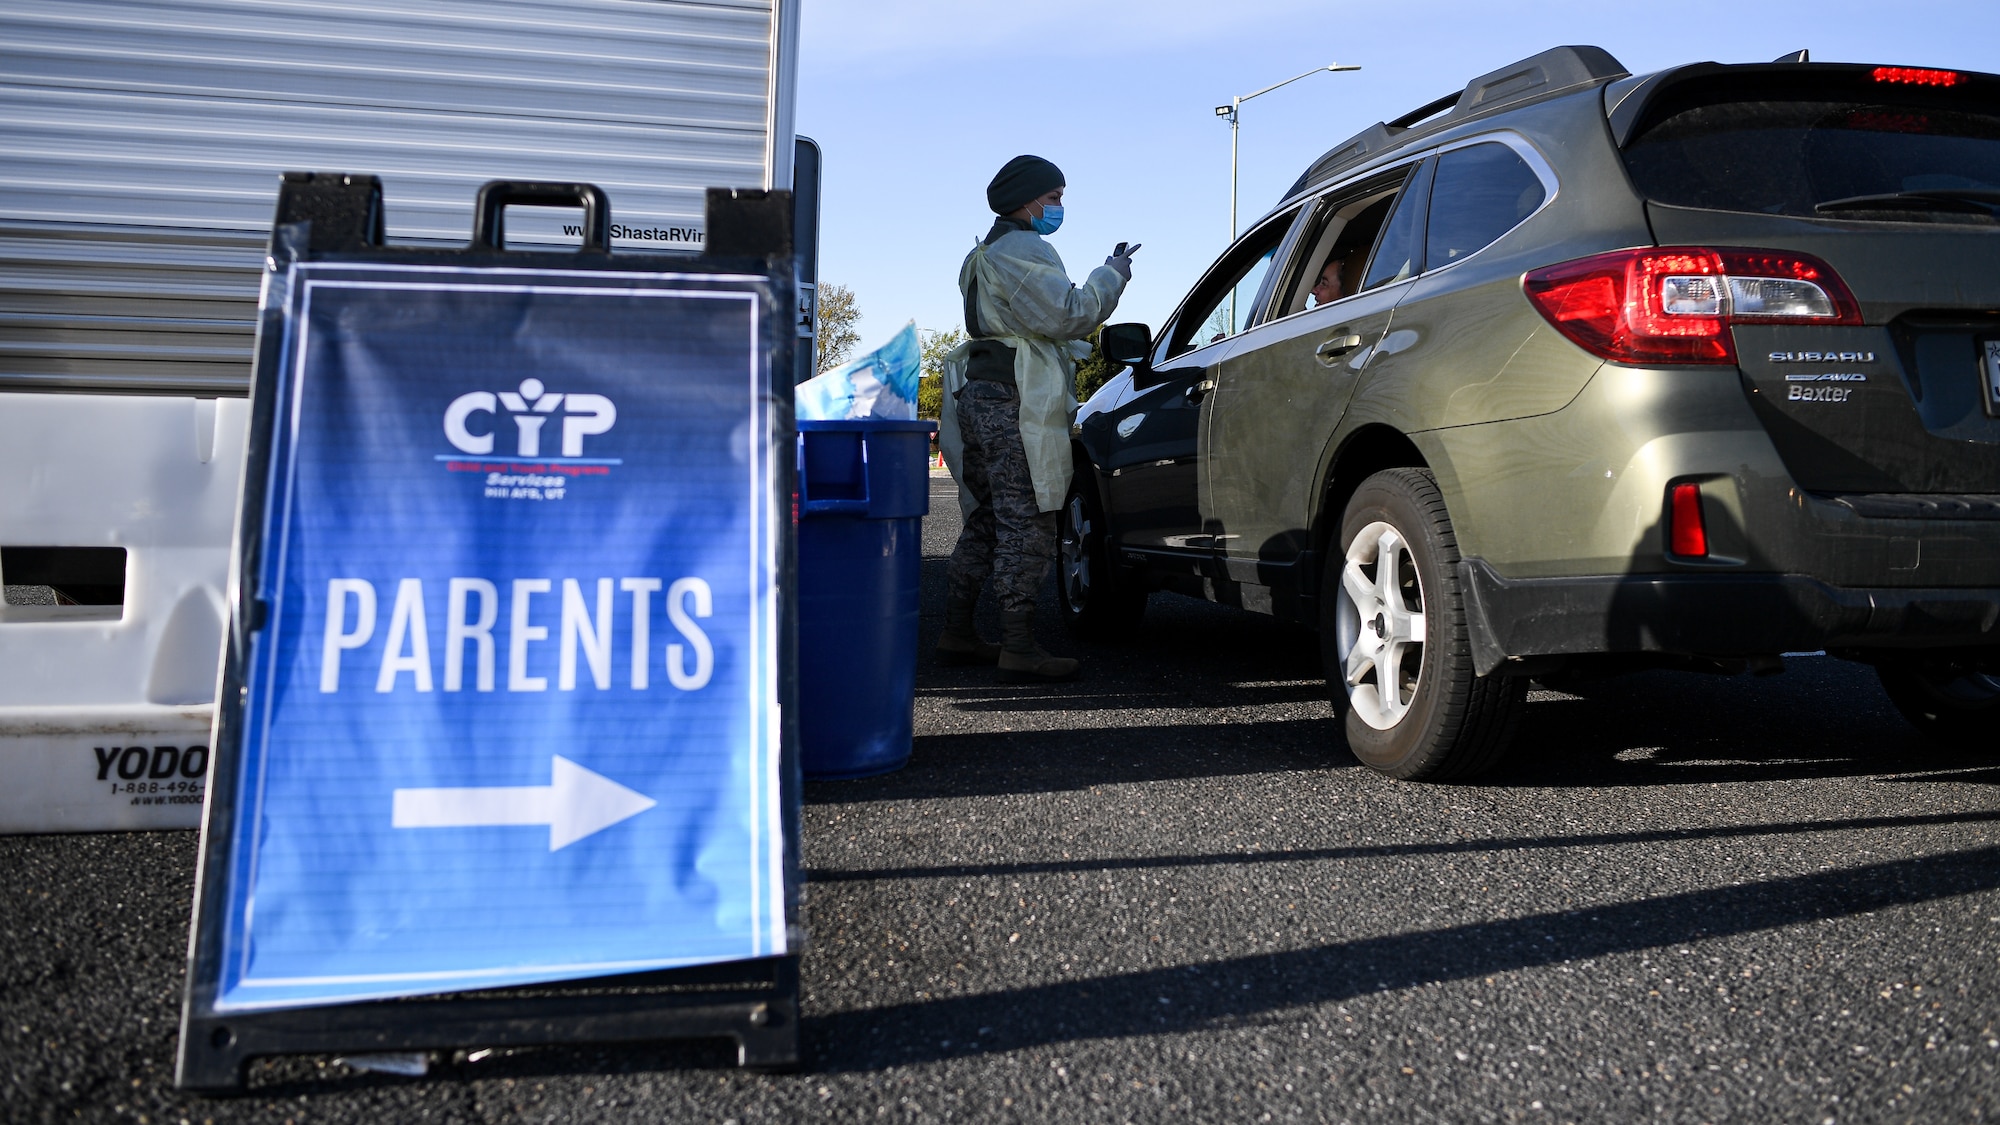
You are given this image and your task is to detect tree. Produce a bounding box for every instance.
[814,283,860,374]
[1198,303,1233,347]
[916,327,963,420]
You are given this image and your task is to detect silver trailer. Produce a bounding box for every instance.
[0,0,802,831]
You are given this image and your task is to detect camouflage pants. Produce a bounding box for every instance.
[946,380,1057,617]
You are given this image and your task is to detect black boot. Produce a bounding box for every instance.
[935,589,1000,665]
[997,609,1079,682]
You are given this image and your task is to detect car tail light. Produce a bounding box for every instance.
[1872,66,1961,87]
[1669,482,1708,558]
[1522,247,1861,365]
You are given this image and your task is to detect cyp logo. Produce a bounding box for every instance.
[444,379,617,458]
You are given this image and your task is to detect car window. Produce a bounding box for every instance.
[1197,246,1278,342]
[1425,142,1547,266]
[1359,158,1434,291]
[1272,164,1417,318]
[1163,207,1302,358]
[1623,77,2000,222]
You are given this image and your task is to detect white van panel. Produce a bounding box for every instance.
[1,0,786,395]
[0,0,798,830]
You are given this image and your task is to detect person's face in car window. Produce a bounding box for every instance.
[1311,257,1346,307]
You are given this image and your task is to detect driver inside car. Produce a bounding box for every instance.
[1311,249,1356,307]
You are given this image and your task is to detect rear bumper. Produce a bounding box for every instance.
[1460,557,2000,675]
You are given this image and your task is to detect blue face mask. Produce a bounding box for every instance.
[1030,203,1063,236]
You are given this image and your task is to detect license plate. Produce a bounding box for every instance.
[1986,338,2000,418]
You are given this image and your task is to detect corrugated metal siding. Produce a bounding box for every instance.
[0,227,268,393]
[0,0,777,393]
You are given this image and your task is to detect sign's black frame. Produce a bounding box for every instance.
[175,174,803,1091]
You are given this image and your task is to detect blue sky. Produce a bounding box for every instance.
[795,0,1996,351]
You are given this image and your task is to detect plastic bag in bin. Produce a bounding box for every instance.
[796,321,920,420]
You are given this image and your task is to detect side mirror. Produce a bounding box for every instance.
[1101,322,1152,368]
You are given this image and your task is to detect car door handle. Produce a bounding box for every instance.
[1185,379,1215,403]
[1315,334,1363,366]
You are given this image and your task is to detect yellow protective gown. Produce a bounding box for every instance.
[939,229,1127,515]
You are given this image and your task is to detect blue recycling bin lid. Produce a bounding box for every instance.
[796,419,937,521]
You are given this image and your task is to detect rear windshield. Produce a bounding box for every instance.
[1623,75,2000,223]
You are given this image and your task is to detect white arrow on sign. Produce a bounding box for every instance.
[391,755,658,851]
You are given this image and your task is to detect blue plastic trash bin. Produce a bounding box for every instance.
[796,419,937,779]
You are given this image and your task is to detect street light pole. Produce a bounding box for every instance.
[1216,63,1361,243]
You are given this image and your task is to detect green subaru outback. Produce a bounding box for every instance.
[1065,46,2000,780]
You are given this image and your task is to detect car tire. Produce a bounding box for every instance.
[1875,657,2000,748]
[1057,475,1146,639]
[1323,468,1525,780]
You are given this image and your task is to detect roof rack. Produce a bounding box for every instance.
[1282,45,1629,202]
[1388,92,1459,130]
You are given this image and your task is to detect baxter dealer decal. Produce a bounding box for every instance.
[213,269,784,1011]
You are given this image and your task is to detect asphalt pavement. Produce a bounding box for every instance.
[5,475,1998,1123]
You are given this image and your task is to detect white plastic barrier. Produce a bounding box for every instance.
[0,392,245,832]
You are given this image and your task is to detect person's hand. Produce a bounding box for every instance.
[1105,242,1140,281]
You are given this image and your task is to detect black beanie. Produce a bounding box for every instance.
[986,155,1065,214]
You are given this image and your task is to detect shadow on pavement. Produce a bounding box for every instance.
[803,844,2000,1073]
[207,817,2000,1095]
[916,507,1980,791]
[829,628,1984,802]
[1877,766,2000,787]
[801,807,2000,884]
[919,677,1333,713]
[1500,660,1989,788]
[805,716,1348,805]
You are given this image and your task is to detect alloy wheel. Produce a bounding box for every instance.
[1335,520,1428,730]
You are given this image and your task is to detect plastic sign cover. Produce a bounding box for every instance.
[214,264,785,1011]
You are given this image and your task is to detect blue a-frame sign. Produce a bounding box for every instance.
[179,177,801,1087]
